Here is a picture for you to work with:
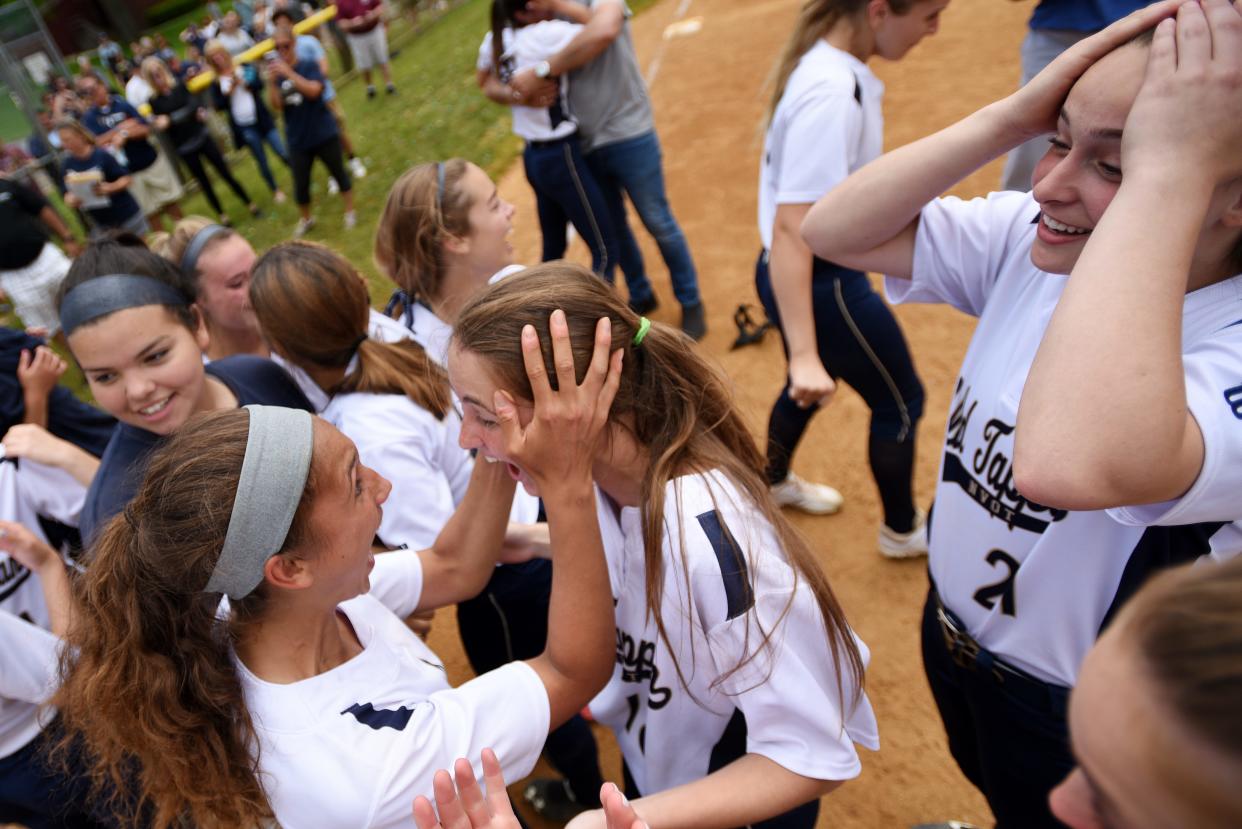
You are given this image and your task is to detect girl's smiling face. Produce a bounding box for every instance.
[68,304,212,436]
[58,127,92,159]
[453,163,516,278]
[196,235,261,336]
[446,343,539,495]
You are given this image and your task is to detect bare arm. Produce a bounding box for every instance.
[1014,1,1240,510]
[1,425,100,488]
[0,521,73,637]
[476,68,517,105]
[510,0,624,96]
[770,203,835,408]
[37,205,74,247]
[801,0,1188,279]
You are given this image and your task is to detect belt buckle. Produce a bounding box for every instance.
[938,604,1008,683]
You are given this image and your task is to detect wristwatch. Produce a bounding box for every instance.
[534,60,552,79]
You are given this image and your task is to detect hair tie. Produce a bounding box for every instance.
[60,273,190,335]
[633,316,651,346]
[180,223,229,275]
[203,406,314,600]
[350,333,368,353]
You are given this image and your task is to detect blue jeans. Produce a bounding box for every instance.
[585,130,700,308]
[523,135,619,280]
[240,124,289,194]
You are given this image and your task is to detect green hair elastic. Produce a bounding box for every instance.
[633,316,652,346]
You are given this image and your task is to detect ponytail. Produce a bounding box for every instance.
[251,240,452,418]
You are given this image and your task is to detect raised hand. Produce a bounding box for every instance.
[412,749,522,829]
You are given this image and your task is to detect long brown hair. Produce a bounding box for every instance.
[53,409,321,828]
[453,264,865,702]
[766,0,914,122]
[490,0,529,77]
[251,240,451,418]
[373,159,473,308]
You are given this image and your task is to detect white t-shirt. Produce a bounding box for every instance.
[758,41,883,250]
[477,23,583,142]
[0,459,87,757]
[228,82,259,127]
[242,588,550,829]
[886,190,1242,686]
[323,393,474,551]
[588,471,879,796]
[125,75,154,109]
[217,28,255,56]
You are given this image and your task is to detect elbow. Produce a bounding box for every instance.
[800,203,843,263]
[1012,444,1118,512]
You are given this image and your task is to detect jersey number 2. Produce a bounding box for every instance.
[972,548,1019,616]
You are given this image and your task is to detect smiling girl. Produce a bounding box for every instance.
[801,1,1242,823]
[450,264,878,829]
[58,238,311,541]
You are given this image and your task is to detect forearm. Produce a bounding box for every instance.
[803,103,1023,274]
[22,393,49,429]
[528,476,613,726]
[39,206,73,243]
[547,5,622,76]
[416,461,516,609]
[35,558,72,637]
[629,755,841,829]
[290,73,324,99]
[54,442,100,488]
[1015,168,1208,509]
[478,71,516,105]
[548,0,591,23]
[769,213,818,360]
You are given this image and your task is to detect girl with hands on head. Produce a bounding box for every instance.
[51,301,621,829]
[800,1,1242,824]
[450,264,877,829]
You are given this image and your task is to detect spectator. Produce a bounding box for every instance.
[56,119,148,238]
[123,61,153,108]
[96,32,124,76]
[337,0,397,98]
[153,33,178,64]
[216,10,257,56]
[144,58,260,226]
[77,73,184,232]
[273,10,369,184]
[999,0,1148,191]
[266,30,356,235]
[0,175,80,339]
[26,110,64,192]
[205,41,290,203]
[179,45,207,80]
[180,22,208,54]
[235,0,257,29]
[503,0,706,339]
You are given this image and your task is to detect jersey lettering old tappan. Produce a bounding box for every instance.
[887,190,1242,687]
[589,471,878,796]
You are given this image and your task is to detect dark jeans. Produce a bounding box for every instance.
[0,727,112,829]
[584,130,700,308]
[523,135,618,280]
[456,559,604,805]
[290,134,350,206]
[921,583,1074,829]
[240,124,289,193]
[756,251,925,529]
[178,136,251,216]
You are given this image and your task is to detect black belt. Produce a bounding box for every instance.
[931,588,1070,714]
[526,136,574,149]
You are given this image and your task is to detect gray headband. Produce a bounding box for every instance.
[60,274,189,335]
[204,405,315,600]
[180,223,230,275]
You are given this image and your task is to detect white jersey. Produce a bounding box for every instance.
[758,41,884,250]
[589,471,879,796]
[886,190,1242,686]
[0,459,87,757]
[477,23,583,142]
[242,573,550,829]
[282,308,415,413]
[323,392,474,551]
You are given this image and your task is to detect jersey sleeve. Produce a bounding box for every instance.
[367,549,425,618]
[366,661,550,828]
[774,91,859,206]
[885,190,1040,317]
[682,484,879,782]
[477,31,494,72]
[1109,326,1242,526]
[534,20,583,54]
[19,461,87,527]
[0,609,60,705]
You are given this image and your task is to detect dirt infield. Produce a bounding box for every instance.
[427,1,1035,825]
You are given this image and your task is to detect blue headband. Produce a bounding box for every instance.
[180,223,230,275]
[204,405,315,600]
[60,273,190,335]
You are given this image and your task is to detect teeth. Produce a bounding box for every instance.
[481,455,498,464]
[1042,214,1090,235]
[139,398,170,416]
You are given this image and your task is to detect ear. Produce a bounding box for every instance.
[867,0,890,28]
[1221,178,1242,231]
[191,303,211,353]
[263,552,313,591]
[441,231,470,257]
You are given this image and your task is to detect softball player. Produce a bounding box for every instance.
[452,265,878,829]
[801,2,1242,824]
[757,0,946,559]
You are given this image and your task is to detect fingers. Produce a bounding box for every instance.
[412,796,442,829]
[599,782,647,829]
[594,347,624,433]
[493,390,523,457]
[432,769,471,829]
[1079,0,1185,61]
[452,758,491,829]
[582,317,613,398]
[1203,0,1242,63]
[1176,0,1211,65]
[1148,16,1179,76]
[480,749,515,820]
[548,309,579,394]
[520,324,551,407]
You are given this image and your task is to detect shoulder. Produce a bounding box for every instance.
[208,355,313,410]
[327,391,440,436]
[661,471,767,562]
[785,43,859,102]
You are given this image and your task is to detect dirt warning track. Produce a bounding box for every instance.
[429,1,1035,824]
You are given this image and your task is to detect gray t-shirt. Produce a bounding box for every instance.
[567,0,653,152]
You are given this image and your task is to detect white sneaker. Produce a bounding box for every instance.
[878,510,929,559]
[348,157,367,178]
[771,472,844,515]
[343,210,357,230]
[293,216,315,238]
[327,177,340,195]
